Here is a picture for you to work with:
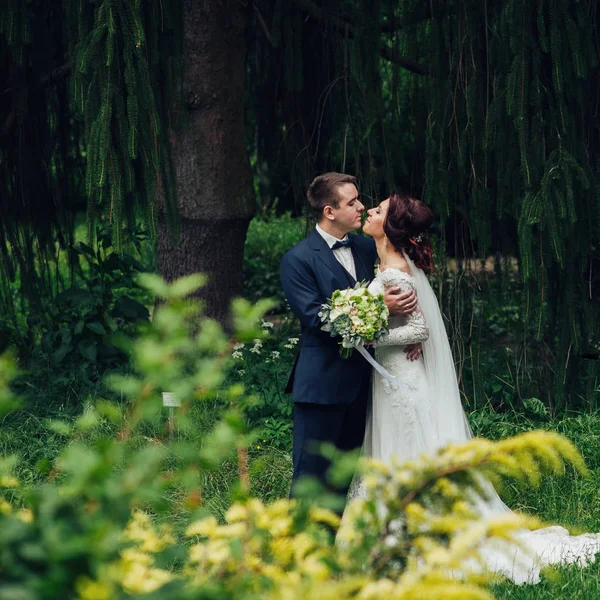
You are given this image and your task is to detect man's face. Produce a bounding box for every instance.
[329,183,364,232]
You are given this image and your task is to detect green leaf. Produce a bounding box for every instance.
[524,397,548,418]
[55,288,97,309]
[95,399,122,425]
[41,332,55,352]
[112,296,149,320]
[78,339,97,362]
[136,273,169,298]
[86,322,106,335]
[19,542,48,562]
[168,274,207,298]
[102,253,123,272]
[73,241,96,258]
[105,373,142,398]
[105,314,118,332]
[198,421,238,469]
[229,537,244,560]
[45,419,72,436]
[56,443,104,490]
[231,297,277,341]
[76,410,100,431]
[52,344,72,364]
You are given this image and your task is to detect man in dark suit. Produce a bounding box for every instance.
[280,172,418,501]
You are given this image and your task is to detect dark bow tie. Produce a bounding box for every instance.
[332,238,353,250]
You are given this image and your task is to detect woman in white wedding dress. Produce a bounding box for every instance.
[353,191,600,584]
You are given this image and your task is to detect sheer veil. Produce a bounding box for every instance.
[344,253,600,583]
[346,252,600,583]
[402,253,600,584]
[403,253,473,449]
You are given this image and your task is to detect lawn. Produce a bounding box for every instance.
[3,382,600,598]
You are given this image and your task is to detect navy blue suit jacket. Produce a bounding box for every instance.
[280,229,378,405]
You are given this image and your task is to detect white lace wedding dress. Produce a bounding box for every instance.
[347,262,600,585]
[364,268,434,464]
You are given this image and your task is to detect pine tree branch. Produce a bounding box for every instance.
[39,62,72,89]
[252,2,276,48]
[379,3,434,32]
[292,0,350,33]
[292,0,429,75]
[1,63,72,136]
[0,63,72,98]
[378,0,505,32]
[379,45,429,75]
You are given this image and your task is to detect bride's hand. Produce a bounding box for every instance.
[384,286,417,316]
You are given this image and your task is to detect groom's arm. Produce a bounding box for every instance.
[280,252,324,331]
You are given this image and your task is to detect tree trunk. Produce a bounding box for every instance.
[158,0,254,324]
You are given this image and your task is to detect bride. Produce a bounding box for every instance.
[355,191,600,584]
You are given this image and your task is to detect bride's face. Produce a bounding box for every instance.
[363,199,389,239]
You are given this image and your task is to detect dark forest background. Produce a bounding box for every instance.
[1,0,599,410]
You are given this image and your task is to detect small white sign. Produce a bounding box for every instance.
[162,392,181,407]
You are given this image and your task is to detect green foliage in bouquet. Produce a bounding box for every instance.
[0,276,593,599]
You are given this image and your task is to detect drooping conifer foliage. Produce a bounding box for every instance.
[0,0,598,406]
[66,0,182,244]
[248,0,600,406]
[0,0,181,314]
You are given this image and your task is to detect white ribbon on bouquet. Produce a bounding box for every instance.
[355,345,410,393]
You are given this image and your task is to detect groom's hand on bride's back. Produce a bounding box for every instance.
[384,287,417,316]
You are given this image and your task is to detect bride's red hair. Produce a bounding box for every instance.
[383,192,435,273]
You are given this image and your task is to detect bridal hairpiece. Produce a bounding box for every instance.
[412,233,424,243]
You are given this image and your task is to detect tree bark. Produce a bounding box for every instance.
[159,0,255,325]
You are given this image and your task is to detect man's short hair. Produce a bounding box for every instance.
[307,172,357,218]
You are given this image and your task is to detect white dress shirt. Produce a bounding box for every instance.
[315,224,357,281]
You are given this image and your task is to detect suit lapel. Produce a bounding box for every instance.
[308,229,355,288]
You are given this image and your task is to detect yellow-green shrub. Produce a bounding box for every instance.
[0,275,588,600]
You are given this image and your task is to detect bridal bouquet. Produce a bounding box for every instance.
[319,282,389,358]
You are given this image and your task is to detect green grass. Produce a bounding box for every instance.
[490,468,600,597]
[0,395,293,518]
[491,562,600,599]
[4,393,600,597]
[469,410,600,597]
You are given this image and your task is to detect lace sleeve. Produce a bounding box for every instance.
[374,270,429,347]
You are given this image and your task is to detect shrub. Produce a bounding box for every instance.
[0,276,592,599]
[229,315,298,451]
[7,225,152,410]
[243,215,305,307]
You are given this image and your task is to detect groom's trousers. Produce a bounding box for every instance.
[290,376,370,503]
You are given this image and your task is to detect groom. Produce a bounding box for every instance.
[280,172,418,502]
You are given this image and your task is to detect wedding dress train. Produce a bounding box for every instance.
[347,258,600,585]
